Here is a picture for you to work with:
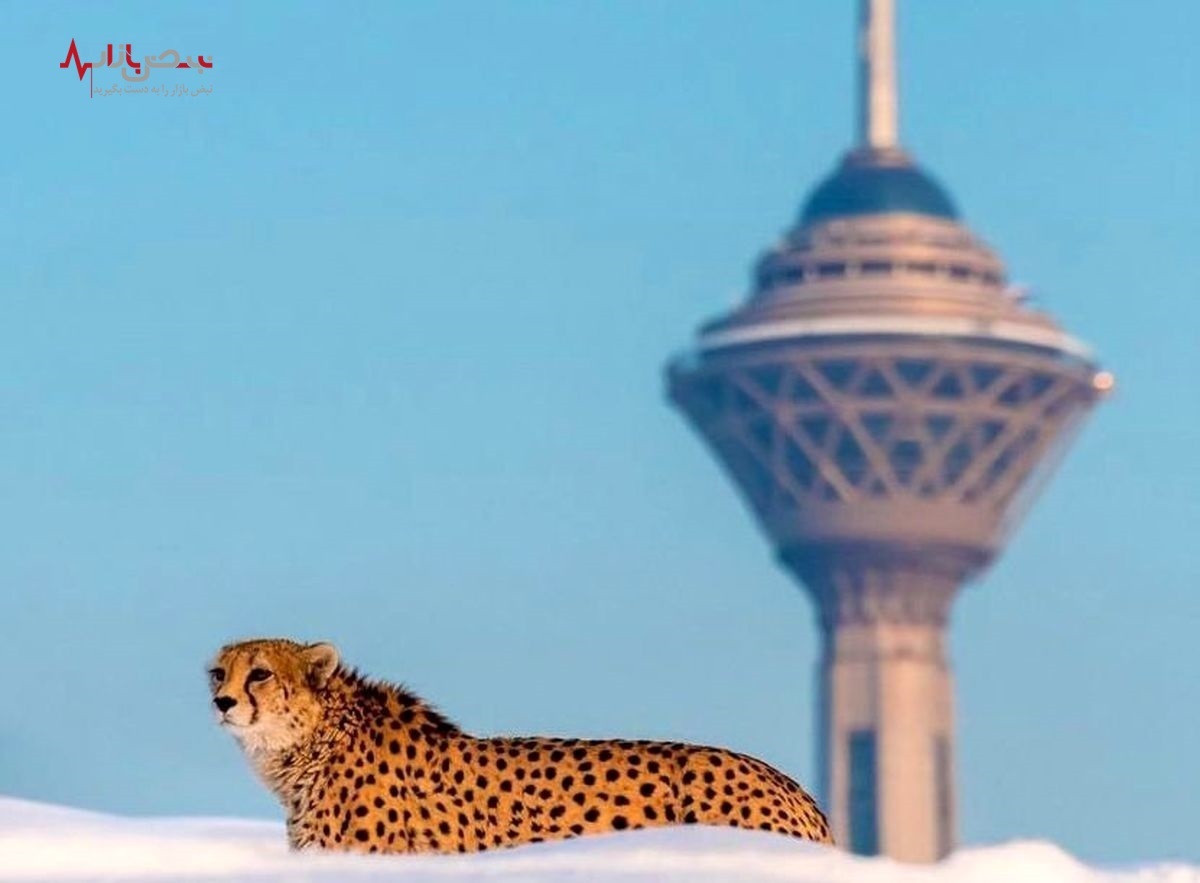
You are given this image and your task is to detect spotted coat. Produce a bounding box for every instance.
[210,639,833,854]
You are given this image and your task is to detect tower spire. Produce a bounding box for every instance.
[859,0,900,150]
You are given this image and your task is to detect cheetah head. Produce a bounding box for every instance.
[208,638,339,754]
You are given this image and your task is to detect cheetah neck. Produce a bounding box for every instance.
[247,670,462,816]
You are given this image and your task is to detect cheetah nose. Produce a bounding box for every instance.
[213,696,237,713]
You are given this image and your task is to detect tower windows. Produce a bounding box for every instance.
[834,433,870,486]
[791,374,819,402]
[896,358,934,387]
[785,440,817,488]
[942,438,974,487]
[969,364,1003,392]
[924,413,955,442]
[935,735,953,858]
[747,365,785,397]
[848,730,879,856]
[859,368,893,397]
[799,415,834,447]
[889,438,924,485]
[861,412,895,444]
[754,258,1000,290]
[931,371,966,399]
[754,264,803,293]
[817,359,858,391]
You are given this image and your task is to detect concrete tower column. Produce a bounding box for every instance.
[791,552,964,862]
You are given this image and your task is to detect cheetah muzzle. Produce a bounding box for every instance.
[209,638,834,854]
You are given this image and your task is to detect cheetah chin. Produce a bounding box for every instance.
[209,638,833,855]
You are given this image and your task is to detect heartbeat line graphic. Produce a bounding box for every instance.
[59,38,91,81]
[61,40,144,80]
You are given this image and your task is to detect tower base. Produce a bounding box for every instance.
[787,546,970,862]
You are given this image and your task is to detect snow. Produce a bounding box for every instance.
[1,797,1196,882]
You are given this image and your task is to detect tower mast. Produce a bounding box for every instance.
[859,0,899,150]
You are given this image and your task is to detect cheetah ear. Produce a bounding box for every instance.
[302,642,339,690]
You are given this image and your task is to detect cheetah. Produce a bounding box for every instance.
[208,638,833,854]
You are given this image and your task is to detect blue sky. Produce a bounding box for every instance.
[0,0,1196,864]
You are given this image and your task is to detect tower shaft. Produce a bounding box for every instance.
[859,0,900,150]
[792,550,962,861]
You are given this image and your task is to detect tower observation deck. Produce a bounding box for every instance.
[665,0,1109,862]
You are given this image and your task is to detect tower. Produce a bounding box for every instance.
[666,0,1109,863]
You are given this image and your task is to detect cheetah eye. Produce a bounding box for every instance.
[247,668,273,683]
[208,667,225,686]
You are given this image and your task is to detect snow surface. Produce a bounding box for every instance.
[1,797,1196,882]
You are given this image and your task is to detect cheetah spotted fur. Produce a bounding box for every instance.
[209,638,833,854]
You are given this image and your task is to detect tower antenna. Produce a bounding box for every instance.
[859,0,900,150]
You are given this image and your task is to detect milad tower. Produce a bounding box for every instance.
[666,0,1111,863]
